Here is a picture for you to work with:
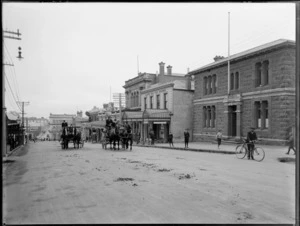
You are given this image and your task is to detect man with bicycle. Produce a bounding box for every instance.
[247,127,258,160]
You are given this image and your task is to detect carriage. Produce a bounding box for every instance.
[60,126,84,149]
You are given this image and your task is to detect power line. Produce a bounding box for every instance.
[5,73,21,112]
[4,43,21,102]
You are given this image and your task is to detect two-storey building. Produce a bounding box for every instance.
[188,39,296,145]
[123,62,194,142]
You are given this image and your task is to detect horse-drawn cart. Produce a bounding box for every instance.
[60,126,84,149]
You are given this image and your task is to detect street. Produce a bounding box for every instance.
[2,141,295,224]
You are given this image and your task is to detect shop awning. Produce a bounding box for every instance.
[142,109,172,120]
[122,111,143,121]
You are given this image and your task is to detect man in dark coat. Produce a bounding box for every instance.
[106,116,113,129]
[247,127,258,160]
[62,120,68,129]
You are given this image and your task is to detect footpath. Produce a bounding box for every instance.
[135,140,295,157]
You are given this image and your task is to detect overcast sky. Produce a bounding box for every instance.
[3,2,296,119]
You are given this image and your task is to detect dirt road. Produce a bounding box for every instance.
[2,141,295,224]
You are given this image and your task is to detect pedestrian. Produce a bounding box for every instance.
[136,132,140,145]
[168,133,174,147]
[246,127,258,160]
[216,129,222,149]
[286,132,296,155]
[184,129,190,148]
[149,130,155,145]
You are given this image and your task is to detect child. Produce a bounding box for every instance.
[216,130,222,149]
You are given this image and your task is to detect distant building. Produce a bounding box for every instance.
[25,117,49,139]
[48,113,76,140]
[188,39,296,145]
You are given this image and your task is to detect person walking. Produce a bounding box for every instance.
[216,129,222,149]
[286,132,296,155]
[184,129,190,148]
[168,133,174,147]
[246,127,258,160]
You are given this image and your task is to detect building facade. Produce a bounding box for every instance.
[123,62,194,142]
[189,39,296,145]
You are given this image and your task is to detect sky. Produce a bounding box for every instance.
[2,2,296,119]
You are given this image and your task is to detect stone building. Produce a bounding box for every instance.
[25,117,49,139]
[188,39,296,145]
[123,62,194,142]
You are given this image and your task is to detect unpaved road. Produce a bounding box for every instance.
[2,141,295,224]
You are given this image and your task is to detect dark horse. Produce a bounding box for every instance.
[103,127,120,150]
[120,131,133,151]
[73,131,82,149]
[61,127,69,149]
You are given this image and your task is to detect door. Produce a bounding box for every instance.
[228,105,237,137]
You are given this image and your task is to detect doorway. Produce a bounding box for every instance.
[228,105,237,137]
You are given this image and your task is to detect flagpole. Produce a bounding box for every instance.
[228,12,231,95]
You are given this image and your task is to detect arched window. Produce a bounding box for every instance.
[262,60,269,86]
[203,77,207,95]
[255,62,262,87]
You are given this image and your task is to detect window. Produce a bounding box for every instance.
[262,101,269,129]
[262,60,269,86]
[254,101,261,128]
[156,94,160,109]
[230,73,234,90]
[203,105,216,128]
[144,97,147,109]
[212,74,217,94]
[150,96,153,109]
[235,72,239,90]
[255,62,262,87]
[203,77,207,95]
[203,107,207,127]
[208,76,212,94]
[164,93,168,109]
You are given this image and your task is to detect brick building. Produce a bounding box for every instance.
[188,39,295,145]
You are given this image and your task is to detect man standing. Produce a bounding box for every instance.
[168,133,174,147]
[286,132,296,155]
[184,129,190,148]
[62,120,68,129]
[216,129,222,149]
[247,127,257,160]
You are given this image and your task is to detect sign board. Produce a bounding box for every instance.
[153,122,167,124]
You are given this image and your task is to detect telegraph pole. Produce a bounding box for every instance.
[17,101,29,145]
[2,29,22,157]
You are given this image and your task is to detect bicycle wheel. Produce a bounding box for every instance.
[235,145,247,159]
[253,147,265,162]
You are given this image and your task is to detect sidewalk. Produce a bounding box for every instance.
[135,141,290,155]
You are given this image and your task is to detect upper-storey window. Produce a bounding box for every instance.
[204,75,217,95]
[156,94,160,109]
[230,72,239,90]
[255,60,269,87]
[144,97,147,109]
[164,93,168,109]
[150,96,153,109]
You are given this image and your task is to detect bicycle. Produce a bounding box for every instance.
[235,138,265,162]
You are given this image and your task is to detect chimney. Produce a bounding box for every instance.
[214,55,225,62]
[159,62,165,76]
[167,65,172,75]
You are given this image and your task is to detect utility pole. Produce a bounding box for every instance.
[2,29,22,158]
[17,101,29,145]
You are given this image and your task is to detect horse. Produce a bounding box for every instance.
[73,131,82,149]
[119,129,133,151]
[102,126,120,150]
[61,127,69,149]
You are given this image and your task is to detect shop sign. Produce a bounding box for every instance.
[153,122,167,124]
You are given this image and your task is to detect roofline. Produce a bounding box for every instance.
[188,39,295,75]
